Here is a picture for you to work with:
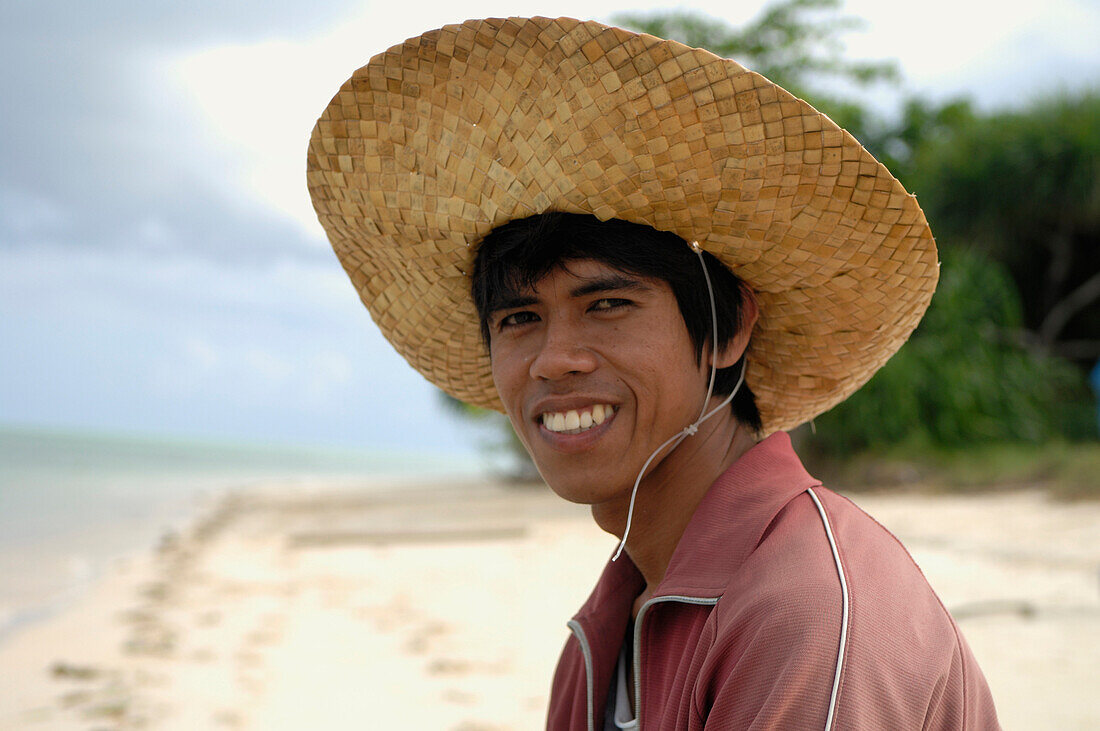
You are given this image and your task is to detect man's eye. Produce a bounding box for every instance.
[498,311,539,329]
[590,298,631,312]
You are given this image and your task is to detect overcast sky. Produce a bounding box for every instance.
[2,0,1098,455]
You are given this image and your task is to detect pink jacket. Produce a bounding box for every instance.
[547,433,999,730]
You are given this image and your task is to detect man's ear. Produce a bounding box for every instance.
[710,285,759,369]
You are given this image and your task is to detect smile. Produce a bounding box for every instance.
[540,404,617,434]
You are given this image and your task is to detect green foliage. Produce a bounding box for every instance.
[905,93,1100,364]
[916,442,1100,500]
[806,440,1100,499]
[861,96,976,182]
[808,248,1096,456]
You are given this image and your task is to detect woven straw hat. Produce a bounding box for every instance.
[307,16,938,434]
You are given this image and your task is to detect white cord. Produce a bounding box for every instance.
[806,488,850,731]
[696,241,719,423]
[611,243,745,562]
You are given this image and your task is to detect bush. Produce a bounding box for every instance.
[808,247,1096,457]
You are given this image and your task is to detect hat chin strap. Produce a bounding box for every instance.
[611,243,746,563]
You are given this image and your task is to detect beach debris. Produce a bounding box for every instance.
[288,524,527,548]
[190,647,217,663]
[212,708,244,727]
[57,689,93,708]
[196,609,222,626]
[950,599,1038,620]
[82,696,128,722]
[403,619,449,655]
[442,688,477,706]
[123,621,176,657]
[157,530,180,555]
[428,657,471,676]
[139,581,169,602]
[51,662,101,680]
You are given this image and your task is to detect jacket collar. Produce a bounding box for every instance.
[655,431,821,597]
[574,431,820,624]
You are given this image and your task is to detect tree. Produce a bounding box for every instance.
[905,94,1100,366]
[861,96,976,185]
[808,247,1095,455]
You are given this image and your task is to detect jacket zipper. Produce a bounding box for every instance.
[568,489,845,730]
[567,619,597,731]
[632,595,720,728]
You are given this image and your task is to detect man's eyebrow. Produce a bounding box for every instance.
[489,294,539,314]
[570,274,651,298]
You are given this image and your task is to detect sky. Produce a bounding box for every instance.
[1,0,1098,455]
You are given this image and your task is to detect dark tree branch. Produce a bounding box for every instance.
[1039,267,1100,345]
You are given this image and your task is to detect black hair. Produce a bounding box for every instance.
[471,212,762,433]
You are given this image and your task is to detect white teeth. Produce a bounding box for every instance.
[541,404,616,434]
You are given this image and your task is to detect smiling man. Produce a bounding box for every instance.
[307,16,1000,730]
[472,215,759,559]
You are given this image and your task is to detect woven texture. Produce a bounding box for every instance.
[306,16,938,434]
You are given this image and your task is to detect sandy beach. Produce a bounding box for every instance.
[1,479,1098,730]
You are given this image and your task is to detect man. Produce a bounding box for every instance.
[307,17,1000,729]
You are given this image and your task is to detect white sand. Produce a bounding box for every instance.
[1,482,1097,729]
[851,491,1100,730]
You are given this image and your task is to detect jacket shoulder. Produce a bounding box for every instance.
[813,488,1000,728]
[699,488,1000,729]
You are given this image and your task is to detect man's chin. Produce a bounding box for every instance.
[538,467,632,508]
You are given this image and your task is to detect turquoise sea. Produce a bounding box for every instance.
[0,425,482,644]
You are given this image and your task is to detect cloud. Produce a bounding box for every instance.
[0,1,363,48]
[152,337,355,411]
[843,0,1100,108]
[0,0,362,264]
[0,187,71,240]
[0,241,472,450]
[182,336,220,372]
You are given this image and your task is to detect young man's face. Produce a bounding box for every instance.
[487,258,712,506]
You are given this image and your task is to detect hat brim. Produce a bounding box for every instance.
[307,16,938,434]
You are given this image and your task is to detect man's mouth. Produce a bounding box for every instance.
[540,404,617,435]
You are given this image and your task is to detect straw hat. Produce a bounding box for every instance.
[307,16,938,434]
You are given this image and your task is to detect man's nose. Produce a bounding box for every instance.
[528,321,598,381]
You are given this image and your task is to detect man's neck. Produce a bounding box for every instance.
[590,410,758,611]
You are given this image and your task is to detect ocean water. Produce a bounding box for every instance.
[0,425,482,644]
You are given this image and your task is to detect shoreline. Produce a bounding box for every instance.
[2,480,1098,728]
[0,481,228,654]
[0,471,490,653]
